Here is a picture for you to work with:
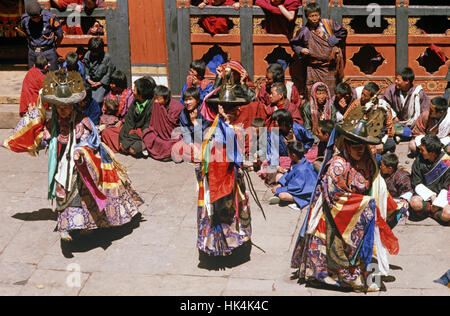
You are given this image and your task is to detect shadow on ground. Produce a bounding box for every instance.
[12,209,144,259]
[12,208,57,221]
[60,214,145,258]
[197,241,252,271]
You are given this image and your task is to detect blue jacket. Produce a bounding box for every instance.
[275,157,318,209]
[21,10,63,48]
[77,99,101,125]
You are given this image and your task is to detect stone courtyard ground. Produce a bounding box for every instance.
[0,127,448,296]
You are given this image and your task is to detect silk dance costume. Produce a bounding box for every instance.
[291,100,407,292]
[195,67,256,266]
[3,70,143,241]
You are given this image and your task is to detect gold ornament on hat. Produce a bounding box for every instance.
[337,92,384,145]
[42,69,86,106]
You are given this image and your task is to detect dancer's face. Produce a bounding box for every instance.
[347,143,366,162]
[56,105,73,119]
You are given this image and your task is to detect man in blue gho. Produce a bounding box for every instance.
[260,109,314,185]
[269,141,318,211]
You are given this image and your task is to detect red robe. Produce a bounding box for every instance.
[255,0,301,37]
[19,67,45,117]
[264,100,303,128]
[199,0,236,35]
[141,99,184,160]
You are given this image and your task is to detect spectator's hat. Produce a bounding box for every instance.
[41,70,86,106]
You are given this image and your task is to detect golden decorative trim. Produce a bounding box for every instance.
[190,16,205,34]
[342,17,355,35]
[229,17,240,35]
[408,17,422,35]
[383,17,396,35]
[253,17,265,35]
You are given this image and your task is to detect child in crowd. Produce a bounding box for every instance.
[98,98,120,132]
[380,153,412,203]
[181,59,214,107]
[259,109,313,185]
[269,141,318,211]
[142,85,184,161]
[19,56,48,117]
[62,51,86,82]
[76,85,101,125]
[306,119,334,172]
[302,82,337,143]
[172,87,211,163]
[84,37,116,105]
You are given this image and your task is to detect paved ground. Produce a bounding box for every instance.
[0,127,448,297]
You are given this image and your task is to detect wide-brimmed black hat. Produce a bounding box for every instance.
[41,70,86,106]
[206,86,250,108]
[336,105,384,145]
[206,62,250,108]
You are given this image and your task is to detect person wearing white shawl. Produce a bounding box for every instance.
[409,96,450,155]
[382,67,430,139]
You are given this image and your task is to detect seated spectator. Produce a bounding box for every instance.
[19,55,48,117]
[257,63,301,111]
[117,77,156,157]
[102,77,155,155]
[76,86,101,125]
[305,119,334,172]
[98,98,120,132]
[382,67,430,140]
[103,70,134,123]
[181,59,214,107]
[265,82,303,128]
[409,96,450,156]
[380,153,413,206]
[62,51,86,82]
[332,82,357,123]
[269,141,318,211]
[172,87,212,163]
[345,82,396,155]
[84,37,115,105]
[142,85,184,161]
[254,0,301,39]
[260,109,313,185]
[301,82,336,144]
[409,134,449,226]
[195,0,240,35]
